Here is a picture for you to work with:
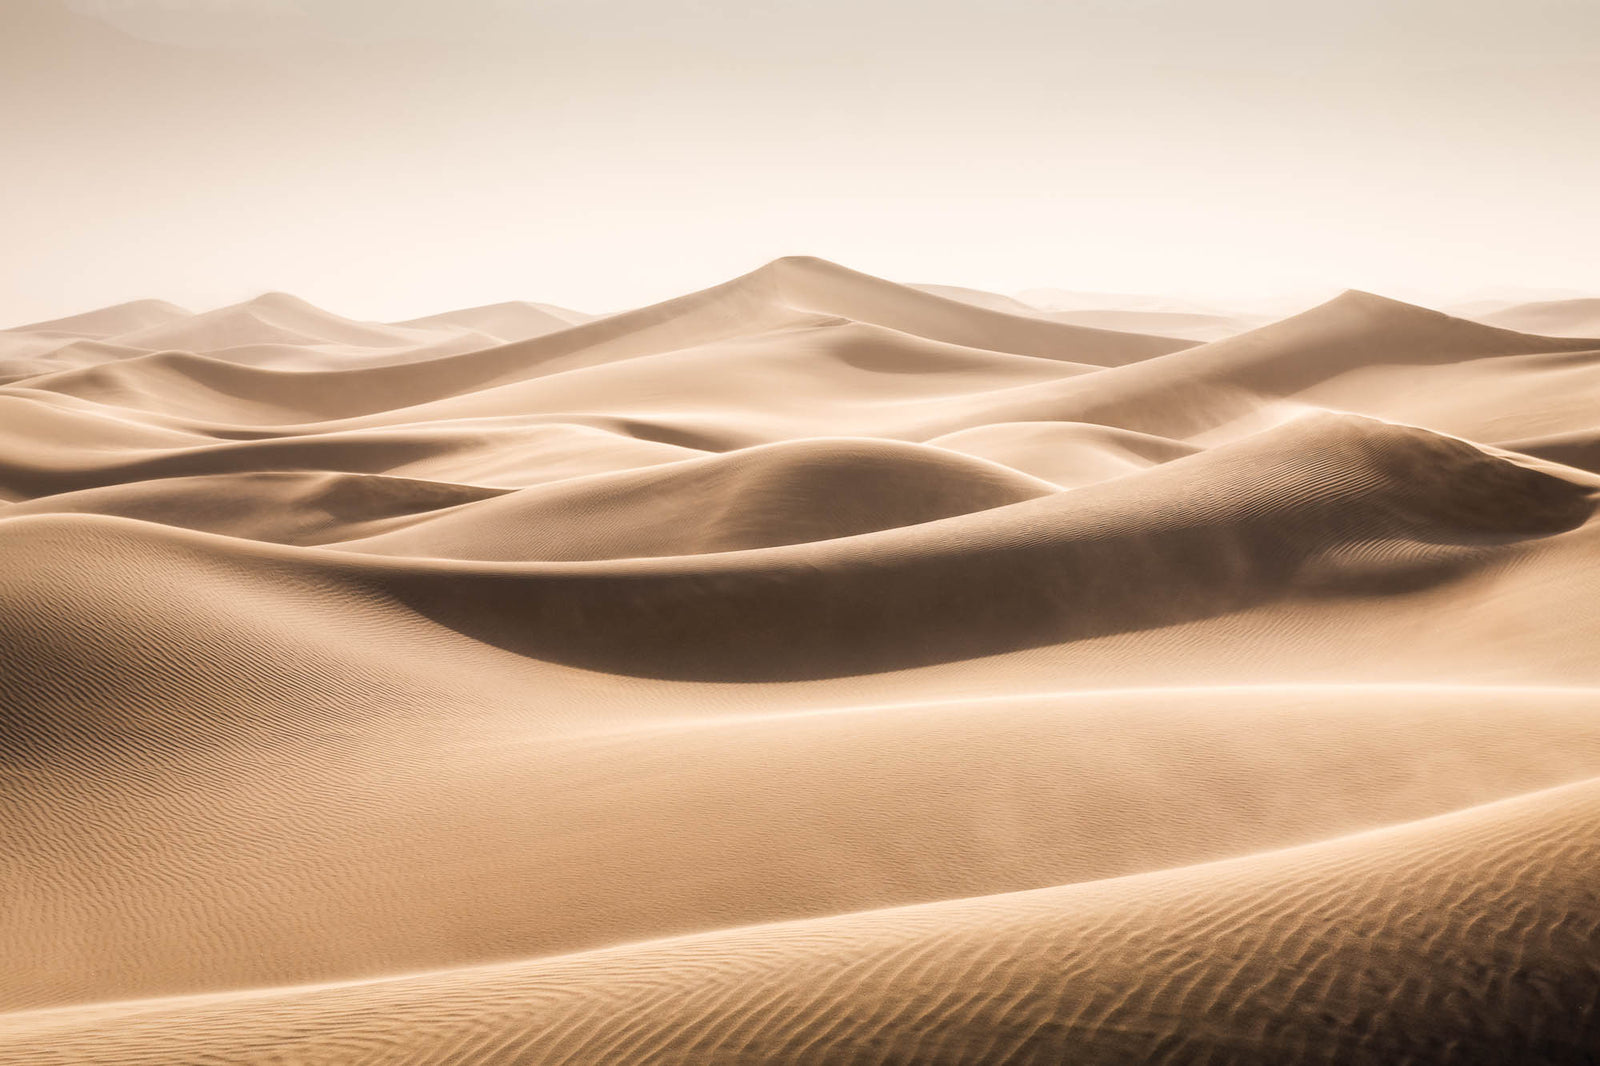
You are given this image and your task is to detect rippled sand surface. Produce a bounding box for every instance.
[3,257,1599,1063]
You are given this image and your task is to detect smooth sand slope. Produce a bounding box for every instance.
[2,260,1599,1063]
[1471,296,1600,338]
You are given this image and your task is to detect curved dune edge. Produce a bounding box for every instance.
[3,413,1592,681]
[3,471,511,544]
[9,675,1600,1010]
[331,436,1064,559]
[4,775,1598,1064]
[5,258,1189,424]
[4,266,1600,1063]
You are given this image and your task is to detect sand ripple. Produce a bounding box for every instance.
[3,260,1598,1061]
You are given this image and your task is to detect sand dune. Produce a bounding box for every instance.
[2,299,192,339]
[1472,296,1600,338]
[7,774,1597,1064]
[927,420,1201,487]
[335,437,1062,560]
[397,299,597,337]
[4,471,510,544]
[910,283,1259,341]
[3,259,1598,1062]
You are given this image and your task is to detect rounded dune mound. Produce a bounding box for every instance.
[337,437,1061,560]
[7,471,507,545]
[927,291,1600,442]
[396,300,595,339]
[359,412,1592,680]
[759,255,1196,365]
[438,314,1095,418]
[11,411,1587,713]
[0,300,191,384]
[108,293,426,352]
[0,339,155,386]
[333,256,1190,421]
[6,278,845,426]
[15,350,370,424]
[913,282,1260,339]
[910,281,1063,316]
[1038,306,1263,341]
[14,412,1571,684]
[2,299,191,339]
[1473,296,1600,339]
[928,420,1201,487]
[0,395,213,500]
[306,317,1097,445]
[9,260,1178,430]
[781,318,1102,379]
[5,270,1600,1064]
[0,416,704,500]
[15,347,508,425]
[1174,290,1600,387]
[185,329,503,371]
[6,509,1600,1011]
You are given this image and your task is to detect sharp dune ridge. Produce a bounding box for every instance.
[3,258,1599,1062]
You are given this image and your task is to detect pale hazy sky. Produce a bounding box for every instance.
[3,0,1598,323]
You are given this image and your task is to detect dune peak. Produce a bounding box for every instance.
[4,262,1600,1064]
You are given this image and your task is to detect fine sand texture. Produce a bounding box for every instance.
[3,257,1599,1063]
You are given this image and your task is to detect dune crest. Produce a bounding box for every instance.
[3,262,1599,1063]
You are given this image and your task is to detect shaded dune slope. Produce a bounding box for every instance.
[4,414,1589,685]
[1475,296,1600,338]
[5,776,1598,1064]
[6,510,1600,1006]
[3,267,1600,1064]
[11,259,1184,426]
[927,420,1201,487]
[366,414,1593,680]
[908,290,1600,442]
[336,437,1062,560]
[0,403,705,500]
[4,471,508,545]
[1501,426,1600,475]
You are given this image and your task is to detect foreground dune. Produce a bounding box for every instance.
[3,259,1598,1062]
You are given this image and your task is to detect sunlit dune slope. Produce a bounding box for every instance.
[7,776,1597,1064]
[2,260,1598,1063]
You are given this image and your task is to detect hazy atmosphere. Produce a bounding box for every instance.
[6,3,1600,1064]
[5,0,1599,322]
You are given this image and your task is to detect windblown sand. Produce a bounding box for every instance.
[3,257,1598,1063]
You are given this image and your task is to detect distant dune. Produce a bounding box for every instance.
[3,259,1599,1063]
[1470,296,1600,338]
